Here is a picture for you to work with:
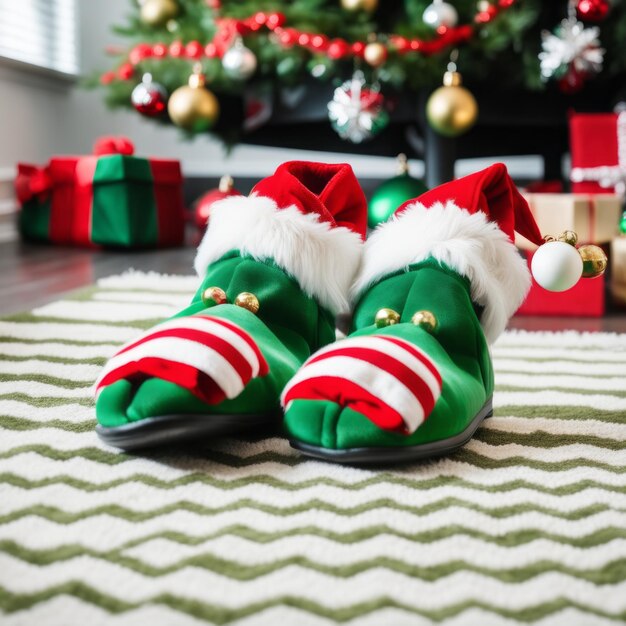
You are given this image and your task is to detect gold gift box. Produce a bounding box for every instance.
[515,193,622,250]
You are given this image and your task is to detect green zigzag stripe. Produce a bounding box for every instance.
[473,430,626,451]
[4,469,626,508]
[0,394,93,408]
[451,450,626,473]
[2,422,624,453]
[0,336,119,347]
[6,522,620,553]
[1,500,619,526]
[1,437,624,475]
[4,313,156,329]
[0,448,130,465]
[495,385,626,398]
[0,373,92,390]
[2,540,625,584]
[0,355,106,366]
[0,585,624,623]
[0,416,94,433]
[2,466,625,497]
[0,434,623,473]
[114,524,626,550]
[494,406,626,422]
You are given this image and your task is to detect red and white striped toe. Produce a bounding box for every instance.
[281,335,442,434]
[95,315,269,405]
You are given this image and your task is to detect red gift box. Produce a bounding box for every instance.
[15,159,79,244]
[516,250,605,317]
[570,111,626,195]
[16,137,185,248]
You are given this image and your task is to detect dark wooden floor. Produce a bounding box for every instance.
[3,231,626,332]
[0,238,195,316]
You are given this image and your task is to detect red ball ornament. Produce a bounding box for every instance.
[152,43,167,57]
[266,12,285,28]
[100,71,116,85]
[298,32,312,46]
[118,63,134,80]
[185,40,203,59]
[328,39,349,59]
[576,0,610,22]
[278,28,298,46]
[129,43,153,65]
[131,74,168,117]
[194,175,241,230]
[311,34,329,50]
[169,40,184,57]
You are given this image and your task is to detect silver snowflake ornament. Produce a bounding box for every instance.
[539,19,605,80]
[327,71,389,144]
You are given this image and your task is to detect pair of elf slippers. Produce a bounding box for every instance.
[95,160,548,464]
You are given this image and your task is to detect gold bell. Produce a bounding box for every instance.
[411,310,438,334]
[558,230,578,246]
[234,292,260,314]
[201,286,227,306]
[374,308,400,328]
[578,244,608,278]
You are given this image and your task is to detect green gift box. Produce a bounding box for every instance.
[73,138,185,248]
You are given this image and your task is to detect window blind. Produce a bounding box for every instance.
[0,0,78,75]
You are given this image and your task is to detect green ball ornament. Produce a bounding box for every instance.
[368,155,428,229]
[620,209,626,235]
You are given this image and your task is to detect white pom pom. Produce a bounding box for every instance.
[423,2,458,28]
[531,241,583,292]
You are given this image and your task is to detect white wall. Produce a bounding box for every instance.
[1,0,544,192]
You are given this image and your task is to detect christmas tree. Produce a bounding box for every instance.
[95,0,626,146]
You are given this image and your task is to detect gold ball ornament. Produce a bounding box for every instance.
[168,72,219,132]
[558,230,579,246]
[426,71,478,137]
[201,286,227,306]
[234,292,260,315]
[411,310,438,334]
[363,42,387,68]
[341,0,378,12]
[578,244,608,278]
[140,0,179,27]
[374,308,400,328]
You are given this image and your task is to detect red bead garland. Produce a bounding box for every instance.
[107,2,517,81]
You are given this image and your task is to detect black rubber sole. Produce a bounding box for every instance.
[96,412,275,450]
[289,398,493,465]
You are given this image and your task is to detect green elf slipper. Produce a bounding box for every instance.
[95,161,367,449]
[282,163,554,464]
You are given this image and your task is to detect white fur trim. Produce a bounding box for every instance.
[194,195,363,315]
[351,202,531,344]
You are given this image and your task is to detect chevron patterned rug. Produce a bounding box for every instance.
[0,270,625,626]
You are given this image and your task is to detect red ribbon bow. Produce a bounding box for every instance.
[92,136,135,156]
[15,166,52,204]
